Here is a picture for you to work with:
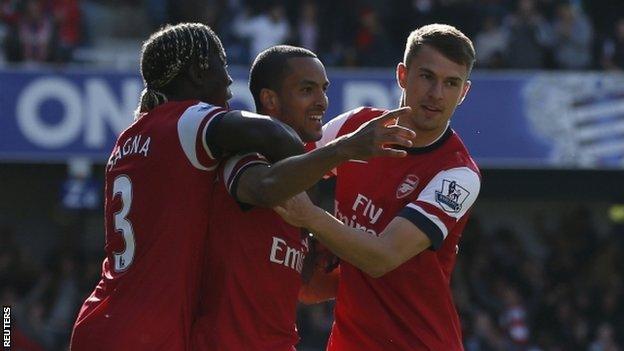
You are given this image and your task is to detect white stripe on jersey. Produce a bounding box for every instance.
[316,108,362,177]
[416,167,481,220]
[317,108,360,148]
[405,203,449,239]
[177,103,225,171]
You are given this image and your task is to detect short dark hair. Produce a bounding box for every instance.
[404,24,476,75]
[137,23,226,115]
[249,45,317,111]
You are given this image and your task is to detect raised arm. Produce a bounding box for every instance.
[233,107,416,207]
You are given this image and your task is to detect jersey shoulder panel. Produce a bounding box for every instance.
[444,131,481,175]
[317,107,386,147]
[399,166,481,249]
[177,102,227,171]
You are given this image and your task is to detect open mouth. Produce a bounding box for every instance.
[308,114,323,122]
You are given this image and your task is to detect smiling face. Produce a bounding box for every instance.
[397,44,471,144]
[270,57,329,142]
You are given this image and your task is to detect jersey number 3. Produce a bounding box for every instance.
[112,175,136,272]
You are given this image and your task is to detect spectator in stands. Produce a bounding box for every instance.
[233,3,290,63]
[382,0,436,62]
[51,0,81,63]
[601,18,624,70]
[0,0,21,62]
[474,15,508,68]
[18,0,53,63]
[504,0,552,69]
[295,1,319,52]
[352,7,394,67]
[312,0,358,67]
[589,323,620,351]
[464,309,509,351]
[551,2,593,69]
[7,271,51,349]
[1,287,44,351]
[498,285,530,346]
[44,256,80,349]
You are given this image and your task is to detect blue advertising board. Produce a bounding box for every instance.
[1,67,623,168]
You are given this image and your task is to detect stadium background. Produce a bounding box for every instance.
[1,0,624,350]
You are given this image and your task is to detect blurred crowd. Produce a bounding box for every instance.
[455,208,624,351]
[0,223,100,351]
[0,0,80,64]
[2,203,623,351]
[1,0,624,70]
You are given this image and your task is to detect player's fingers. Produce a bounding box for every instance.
[385,125,416,139]
[383,135,413,148]
[273,205,287,215]
[378,147,408,158]
[375,107,412,126]
[378,129,413,148]
[397,137,413,148]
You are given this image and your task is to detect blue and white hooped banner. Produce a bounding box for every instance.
[1,67,623,169]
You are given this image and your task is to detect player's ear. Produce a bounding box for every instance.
[260,88,280,113]
[186,61,204,87]
[396,62,408,90]
[457,80,471,106]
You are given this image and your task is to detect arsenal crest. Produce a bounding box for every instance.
[396,174,419,199]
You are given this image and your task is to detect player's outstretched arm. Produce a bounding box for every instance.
[274,193,431,278]
[234,107,416,207]
[209,110,306,162]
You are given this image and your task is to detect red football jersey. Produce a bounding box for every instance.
[317,107,481,351]
[192,153,308,351]
[71,100,226,351]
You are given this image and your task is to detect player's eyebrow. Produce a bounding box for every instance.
[299,79,330,88]
[445,76,462,84]
[418,67,463,82]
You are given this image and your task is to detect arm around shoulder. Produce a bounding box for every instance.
[208,110,305,162]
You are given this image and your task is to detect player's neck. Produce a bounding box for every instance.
[165,84,207,103]
[397,117,449,148]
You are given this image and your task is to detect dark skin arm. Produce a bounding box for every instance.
[234,107,416,207]
[208,110,305,163]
